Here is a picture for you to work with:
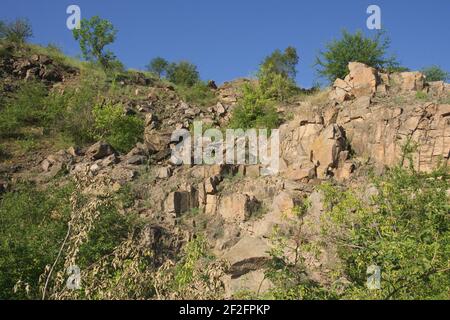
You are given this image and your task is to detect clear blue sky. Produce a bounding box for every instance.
[2,0,449,87]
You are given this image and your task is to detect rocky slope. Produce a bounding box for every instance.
[1,49,449,298]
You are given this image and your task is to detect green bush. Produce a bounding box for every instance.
[166,61,200,87]
[318,165,450,299]
[0,81,50,137]
[316,30,399,82]
[77,200,137,268]
[0,182,74,299]
[92,102,144,153]
[177,81,217,108]
[421,65,449,82]
[229,83,279,130]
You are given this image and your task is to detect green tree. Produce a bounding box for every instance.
[1,18,33,44]
[421,65,449,82]
[73,16,117,69]
[166,61,200,87]
[260,46,299,80]
[147,57,169,78]
[257,47,299,101]
[316,30,398,82]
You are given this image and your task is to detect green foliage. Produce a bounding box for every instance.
[258,46,299,101]
[73,16,118,69]
[316,30,399,82]
[0,81,51,137]
[260,46,299,80]
[176,81,217,108]
[415,90,428,100]
[421,65,449,82]
[92,102,144,153]
[147,57,169,78]
[172,236,209,290]
[0,182,74,299]
[166,61,200,87]
[229,83,279,129]
[0,18,33,44]
[319,165,450,299]
[77,201,137,268]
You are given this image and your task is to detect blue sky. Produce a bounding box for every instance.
[2,0,449,87]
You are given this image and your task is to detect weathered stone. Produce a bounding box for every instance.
[157,166,172,179]
[127,155,146,165]
[205,194,218,215]
[348,62,378,98]
[245,165,260,178]
[164,191,192,216]
[272,191,296,215]
[222,237,270,277]
[310,124,347,178]
[223,270,273,297]
[218,193,260,222]
[86,141,115,160]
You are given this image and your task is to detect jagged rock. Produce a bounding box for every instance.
[245,165,260,178]
[205,194,218,215]
[222,237,270,277]
[218,193,260,222]
[127,155,146,165]
[86,141,115,160]
[397,71,425,92]
[164,189,198,216]
[223,270,273,297]
[272,191,296,215]
[204,176,218,194]
[144,129,171,152]
[310,124,347,178]
[207,80,218,89]
[157,166,172,179]
[67,146,83,157]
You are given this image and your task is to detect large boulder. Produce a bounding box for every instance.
[310,124,348,178]
[218,193,260,222]
[347,62,378,98]
[86,141,115,160]
[222,236,270,277]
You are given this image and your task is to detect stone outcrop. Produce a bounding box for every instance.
[280,62,450,176]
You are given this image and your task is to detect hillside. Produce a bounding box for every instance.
[0,41,449,300]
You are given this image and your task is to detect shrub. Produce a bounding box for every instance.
[229,83,279,130]
[177,81,217,108]
[0,182,74,299]
[318,165,450,299]
[258,47,299,101]
[0,18,33,44]
[316,30,399,82]
[166,61,200,87]
[0,81,50,137]
[415,90,428,100]
[92,102,144,153]
[77,201,137,268]
[146,57,169,78]
[421,65,449,82]
[73,16,118,69]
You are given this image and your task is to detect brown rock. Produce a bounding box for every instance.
[218,193,260,222]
